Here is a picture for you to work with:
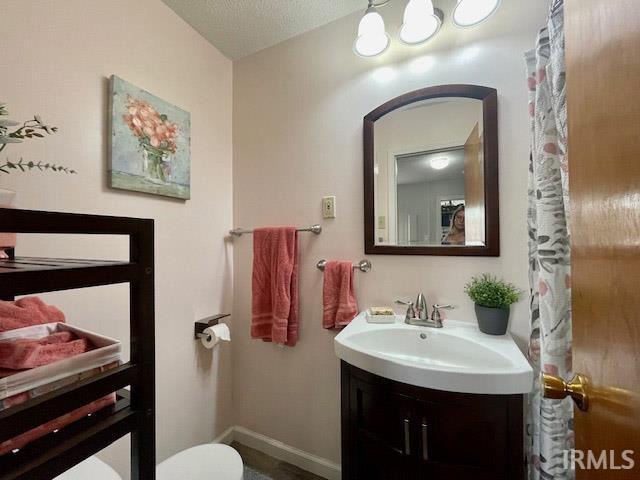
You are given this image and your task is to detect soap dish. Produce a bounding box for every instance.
[366,308,396,324]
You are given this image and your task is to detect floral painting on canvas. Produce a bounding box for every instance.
[109,75,190,199]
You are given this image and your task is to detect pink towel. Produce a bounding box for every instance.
[251,227,299,346]
[323,261,358,329]
[0,297,66,333]
[0,331,92,370]
[0,393,116,456]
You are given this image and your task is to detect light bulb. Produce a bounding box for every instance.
[399,0,442,45]
[430,157,450,170]
[354,7,390,57]
[452,0,501,28]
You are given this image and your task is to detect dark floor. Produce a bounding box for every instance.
[231,442,326,480]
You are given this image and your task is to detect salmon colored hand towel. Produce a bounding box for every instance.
[251,227,299,346]
[0,331,92,370]
[323,261,358,329]
[0,297,65,333]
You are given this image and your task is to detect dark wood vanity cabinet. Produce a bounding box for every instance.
[341,362,525,480]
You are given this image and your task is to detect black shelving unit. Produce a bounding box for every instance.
[0,208,155,480]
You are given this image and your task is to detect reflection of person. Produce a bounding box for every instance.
[442,205,465,245]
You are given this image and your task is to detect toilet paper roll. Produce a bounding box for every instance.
[200,323,231,349]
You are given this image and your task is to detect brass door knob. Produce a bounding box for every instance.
[541,373,590,411]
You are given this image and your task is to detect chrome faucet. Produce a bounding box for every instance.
[396,295,454,328]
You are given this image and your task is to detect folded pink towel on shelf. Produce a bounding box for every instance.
[0,393,116,456]
[0,297,65,333]
[251,227,299,346]
[323,261,358,329]
[0,331,92,370]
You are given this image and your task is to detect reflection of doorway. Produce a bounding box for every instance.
[439,197,465,242]
[393,146,465,245]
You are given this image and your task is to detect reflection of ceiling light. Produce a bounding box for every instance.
[430,157,450,170]
[452,0,501,28]
[353,4,389,57]
[399,0,443,45]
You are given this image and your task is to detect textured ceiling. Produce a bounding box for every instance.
[161,0,366,60]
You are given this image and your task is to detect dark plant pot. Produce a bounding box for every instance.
[475,304,510,335]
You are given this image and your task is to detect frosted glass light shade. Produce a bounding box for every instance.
[354,7,390,57]
[430,157,450,170]
[452,0,501,27]
[399,0,442,45]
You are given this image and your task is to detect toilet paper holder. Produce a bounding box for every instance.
[194,314,230,340]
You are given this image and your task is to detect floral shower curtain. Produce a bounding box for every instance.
[525,1,574,479]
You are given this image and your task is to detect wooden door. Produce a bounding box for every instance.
[463,123,485,245]
[565,0,640,477]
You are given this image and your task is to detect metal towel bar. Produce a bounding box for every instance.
[316,259,372,273]
[229,224,322,237]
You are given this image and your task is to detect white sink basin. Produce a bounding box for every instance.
[334,312,533,395]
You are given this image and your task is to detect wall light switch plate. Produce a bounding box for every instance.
[322,196,336,218]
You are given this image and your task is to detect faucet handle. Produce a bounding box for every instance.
[431,304,454,323]
[396,299,416,320]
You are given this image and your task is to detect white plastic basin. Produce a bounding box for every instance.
[335,313,533,394]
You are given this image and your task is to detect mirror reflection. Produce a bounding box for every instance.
[374,97,485,247]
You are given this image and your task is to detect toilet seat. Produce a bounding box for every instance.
[55,456,121,480]
[157,444,243,480]
[56,443,243,480]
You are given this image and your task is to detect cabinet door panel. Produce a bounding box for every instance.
[422,462,493,480]
[351,377,414,453]
[417,399,507,476]
[350,376,416,479]
[355,432,410,480]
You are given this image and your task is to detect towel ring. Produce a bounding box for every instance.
[316,259,372,273]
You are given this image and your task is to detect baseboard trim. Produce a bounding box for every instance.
[214,426,341,480]
[212,425,235,445]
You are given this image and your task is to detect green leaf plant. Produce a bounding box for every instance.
[0,102,76,175]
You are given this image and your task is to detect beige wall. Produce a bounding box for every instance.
[0,1,233,478]
[233,0,547,465]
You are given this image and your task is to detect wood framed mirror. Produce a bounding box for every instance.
[364,84,499,256]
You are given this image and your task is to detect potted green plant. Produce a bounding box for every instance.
[464,274,522,335]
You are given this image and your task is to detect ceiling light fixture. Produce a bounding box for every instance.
[452,0,501,28]
[430,157,450,170]
[399,0,443,45]
[353,1,390,58]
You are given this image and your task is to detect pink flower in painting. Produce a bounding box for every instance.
[122,95,178,154]
[543,364,558,375]
[565,273,571,289]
